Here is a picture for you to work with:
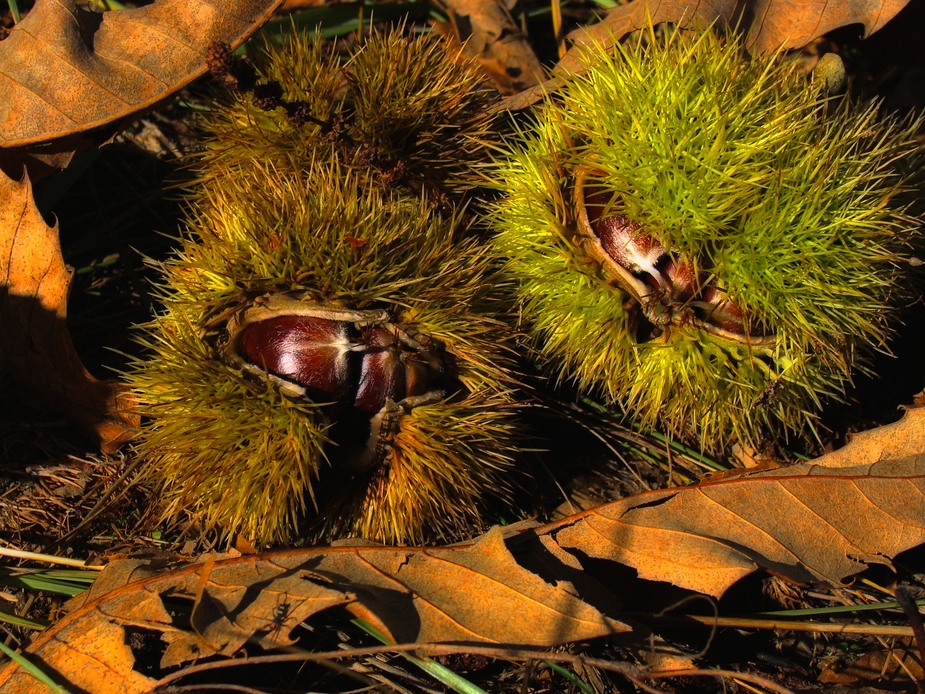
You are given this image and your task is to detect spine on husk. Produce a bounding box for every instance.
[491,27,924,453]
[128,31,522,546]
[198,29,499,205]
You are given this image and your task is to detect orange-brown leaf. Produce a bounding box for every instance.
[4,414,925,688]
[0,168,137,452]
[0,0,283,149]
[0,528,627,692]
[549,454,925,596]
[815,404,925,468]
[564,0,909,65]
[438,0,546,94]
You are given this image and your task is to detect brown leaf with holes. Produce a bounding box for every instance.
[4,421,925,689]
[563,0,910,72]
[0,0,282,179]
[0,169,137,452]
[437,0,546,94]
[499,0,911,111]
[548,452,925,597]
[0,527,628,693]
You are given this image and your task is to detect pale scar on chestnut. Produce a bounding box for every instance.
[573,168,775,345]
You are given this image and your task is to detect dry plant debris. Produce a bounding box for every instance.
[2,406,925,690]
[0,0,923,691]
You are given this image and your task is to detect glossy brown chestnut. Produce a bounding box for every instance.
[238,315,351,402]
[575,170,773,344]
[236,315,447,412]
[218,294,455,470]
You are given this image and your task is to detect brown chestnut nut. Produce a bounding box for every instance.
[575,169,772,343]
[218,294,456,472]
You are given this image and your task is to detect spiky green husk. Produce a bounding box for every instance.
[129,161,522,546]
[492,28,923,451]
[322,397,519,543]
[195,29,497,201]
[129,305,330,542]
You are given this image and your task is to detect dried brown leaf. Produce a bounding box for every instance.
[815,405,925,468]
[549,453,925,596]
[496,0,911,111]
[438,0,546,94]
[818,637,923,685]
[3,427,925,688]
[0,0,282,148]
[0,169,138,452]
[0,527,628,692]
[563,0,910,73]
[0,0,282,182]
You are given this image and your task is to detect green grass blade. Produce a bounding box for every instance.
[543,659,594,694]
[0,640,71,694]
[352,618,489,694]
[0,609,50,631]
[261,1,434,41]
[757,598,925,617]
[0,571,92,597]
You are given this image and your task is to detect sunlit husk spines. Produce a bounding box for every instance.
[130,160,522,546]
[196,29,498,203]
[492,28,923,451]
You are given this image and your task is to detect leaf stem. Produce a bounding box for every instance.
[0,546,97,569]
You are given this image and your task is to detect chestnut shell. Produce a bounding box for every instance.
[217,294,456,470]
[574,169,774,344]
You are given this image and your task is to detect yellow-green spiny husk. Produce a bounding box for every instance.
[129,162,522,546]
[195,28,497,203]
[492,28,924,453]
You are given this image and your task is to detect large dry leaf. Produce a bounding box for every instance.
[493,0,912,111]
[548,454,925,596]
[534,408,925,599]
[4,414,925,690]
[0,527,628,693]
[0,0,282,148]
[564,0,910,69]
[0,169,137,452]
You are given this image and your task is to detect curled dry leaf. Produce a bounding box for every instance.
[3,415,925,689]
[0,169,138,452]
[0,527,628,694]
[438,0,546,93]
[500,0,911,111]
[563,0,911,70]
[0,0,282,148]
[0,0,282,178]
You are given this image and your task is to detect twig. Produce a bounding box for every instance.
[647,613,917,638]
[895,584,925,693]
[147,643,795,694]
[0,546,96,570]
